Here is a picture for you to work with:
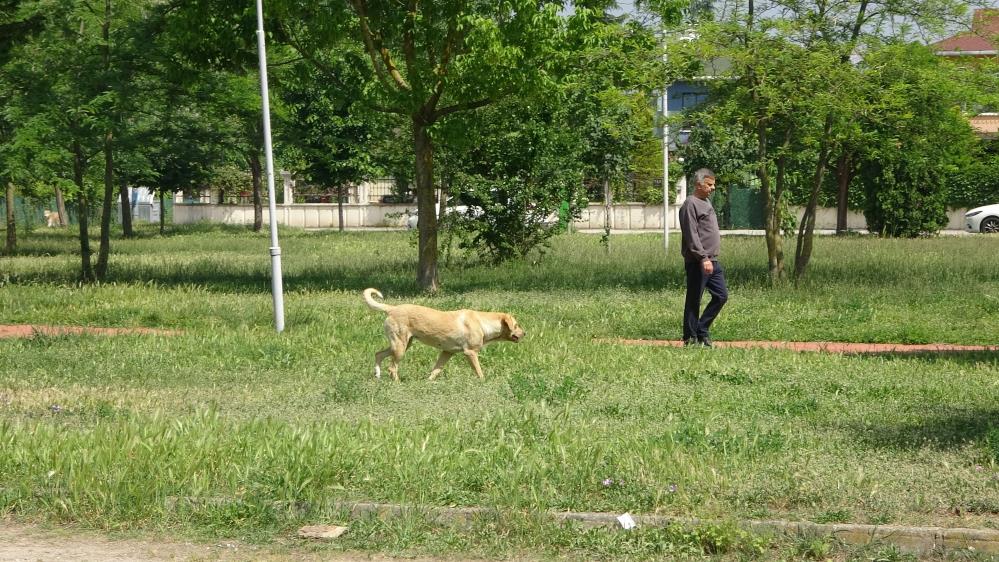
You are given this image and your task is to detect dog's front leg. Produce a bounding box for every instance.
[463,350,485,379]
[428,351,454,381]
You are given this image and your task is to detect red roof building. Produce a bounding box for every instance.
[932,9,999,55]
[931,9,999,137]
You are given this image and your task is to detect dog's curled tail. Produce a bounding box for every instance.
[363,288,392,312]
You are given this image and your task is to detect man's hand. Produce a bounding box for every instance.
[702,259,714,275]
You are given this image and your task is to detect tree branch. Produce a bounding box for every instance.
[433,97,491,120]
[349,0,410,91]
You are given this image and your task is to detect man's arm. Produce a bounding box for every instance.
[680,203,714,274]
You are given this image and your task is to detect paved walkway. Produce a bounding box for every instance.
[598,338,999,354]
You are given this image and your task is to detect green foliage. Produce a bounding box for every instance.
[861,160,950,237]
[946,152,999,208]
[278,52,384,190]
[857,44,980,236]
[208,164,252,201]
[437,95,585,263]
[565,9,665,188]
[986,427,999,464]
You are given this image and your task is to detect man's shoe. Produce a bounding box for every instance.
[698,336,714,348]
[684,338,701,347]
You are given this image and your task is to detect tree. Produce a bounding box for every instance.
[1,0,45,253]
[856,43,980,237]
[563,8,667,252]
[278,52,384,231]
[4,0,109,281]
[159,0,280,233]
[674,0,970,281]
[272,0,567,291]
[435,93,585,263]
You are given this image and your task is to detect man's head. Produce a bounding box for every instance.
[693,168,716,200]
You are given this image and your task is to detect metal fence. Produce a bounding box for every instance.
[0,196,172,229]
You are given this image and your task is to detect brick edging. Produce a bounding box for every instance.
[337,501,999,555]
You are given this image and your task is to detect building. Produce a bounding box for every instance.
[931,8,999,137]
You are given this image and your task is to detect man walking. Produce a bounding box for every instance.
[679,168,728,347]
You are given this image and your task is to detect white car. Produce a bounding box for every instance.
[405,205,559,229]
[965,204,999,233]
[405,205,479,229]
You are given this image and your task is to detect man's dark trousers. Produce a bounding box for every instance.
[683,259,728,341]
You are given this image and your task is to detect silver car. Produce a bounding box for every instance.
[965,204,999,233]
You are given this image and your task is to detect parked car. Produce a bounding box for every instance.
[405,204,559,230]
[965,204,999,233]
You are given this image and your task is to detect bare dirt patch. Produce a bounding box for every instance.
[0,324,181,339]
[0,520,502,562]
[598,338,999,354]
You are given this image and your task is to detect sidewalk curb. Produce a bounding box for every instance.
[162,497,999,555]
[337,501,998,556]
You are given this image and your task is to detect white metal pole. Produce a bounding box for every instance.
[255,0,285,333]
[662,94,670,252]
[661,36,670,253]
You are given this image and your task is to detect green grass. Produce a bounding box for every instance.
[1,224,998,560]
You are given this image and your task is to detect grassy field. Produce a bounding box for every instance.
[1,224,998,560]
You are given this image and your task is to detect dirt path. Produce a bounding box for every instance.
[0,520,495,562]
[0,325,181,339]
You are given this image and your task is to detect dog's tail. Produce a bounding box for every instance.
[363,288,392,312]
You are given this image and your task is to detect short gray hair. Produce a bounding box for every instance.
[694,168,715,184]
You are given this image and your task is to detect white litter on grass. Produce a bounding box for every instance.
[617,513,636,530]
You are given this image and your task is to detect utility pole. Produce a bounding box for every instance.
[255,0,285,332]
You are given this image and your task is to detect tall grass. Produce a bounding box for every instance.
[1,224,998,559]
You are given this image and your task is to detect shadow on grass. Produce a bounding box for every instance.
[848,406,999,452]
[852,350,999,366]
[11,226,990,295]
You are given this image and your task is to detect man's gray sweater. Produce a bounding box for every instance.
[679,196,720,263]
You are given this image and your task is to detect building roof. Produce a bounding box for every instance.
[932,9,999,55]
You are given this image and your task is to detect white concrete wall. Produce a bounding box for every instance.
[173,203,416,228]
[789,207,969,231]
[172,202,969,231]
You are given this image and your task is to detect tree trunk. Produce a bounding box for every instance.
[4,182,15,254]
[73,140,94,282]
[95,130,114,280]
[758,120,785,281]
[337,184,345,232]
[603,176,612,253]
[159,190,165,235]
[249,152,263,232]
[54,186,68,227]
[794,118,834,280]
[766,130,794,282]
[413,116,438,292]
[835,151,853,234]
[119,175,133,238]
[95,0,113,280]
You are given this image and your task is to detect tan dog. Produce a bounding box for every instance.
[43,210,61,228]
[363,288,525,381]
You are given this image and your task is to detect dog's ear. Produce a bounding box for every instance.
[502,315,517,332]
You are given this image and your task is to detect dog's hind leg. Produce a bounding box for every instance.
[427,351,454,381]
[374,347,393,379]
[386,338,408,382]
